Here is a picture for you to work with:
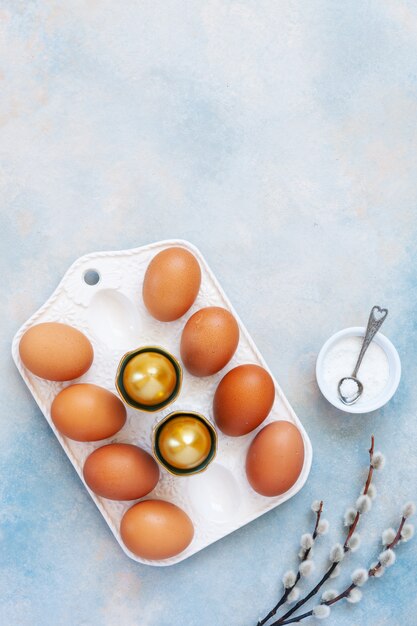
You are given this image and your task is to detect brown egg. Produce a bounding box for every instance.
[120,500,194,560]
[51,384,126,441]
[19,322,93,381]
[214,364,275,436]
[83,443,159,500]
[143,247,201,321]
[180,307,239,376]
[246,421,305,497]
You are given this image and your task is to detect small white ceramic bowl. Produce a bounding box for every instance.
[316,327,401,414]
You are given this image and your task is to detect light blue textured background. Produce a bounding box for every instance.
[1,2,417,625]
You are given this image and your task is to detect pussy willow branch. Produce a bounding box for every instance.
[257,502,323,626]
[326,514,406,607]
[368,516,406,576]
[274,514,407,624]
[344,435,374,549]
[268,436,375,626]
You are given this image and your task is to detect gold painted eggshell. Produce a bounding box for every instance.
[19,322,93,381]
[122,351,177,406]
[116,346,182,412]
[153,411,217,476]
[213,364,275,436]
[143,247,201,321]
[246,421,304,497]
[120,500,194,560]
[180,307,239,377]
[51,383,126,441]
[157,416,212,470]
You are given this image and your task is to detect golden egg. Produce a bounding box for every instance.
[122,351,177,407]
[157,415,213,470]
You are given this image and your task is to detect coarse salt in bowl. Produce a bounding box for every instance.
[316,327,401,414]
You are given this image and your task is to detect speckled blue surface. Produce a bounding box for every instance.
[1,2,417,625]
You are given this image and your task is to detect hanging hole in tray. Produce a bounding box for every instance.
[83,269,100,286]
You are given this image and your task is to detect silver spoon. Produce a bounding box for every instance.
[338,305,388,405]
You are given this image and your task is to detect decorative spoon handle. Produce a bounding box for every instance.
[351,306,388,378]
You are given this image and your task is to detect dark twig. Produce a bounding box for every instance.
[327,514,407,607]
[277,513,410,624]
[276,611,313,625]
[344,435,374,549]
[269,436,375,626]
[257,502,323,626]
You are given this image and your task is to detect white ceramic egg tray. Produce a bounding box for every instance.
[12,239,312,566]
